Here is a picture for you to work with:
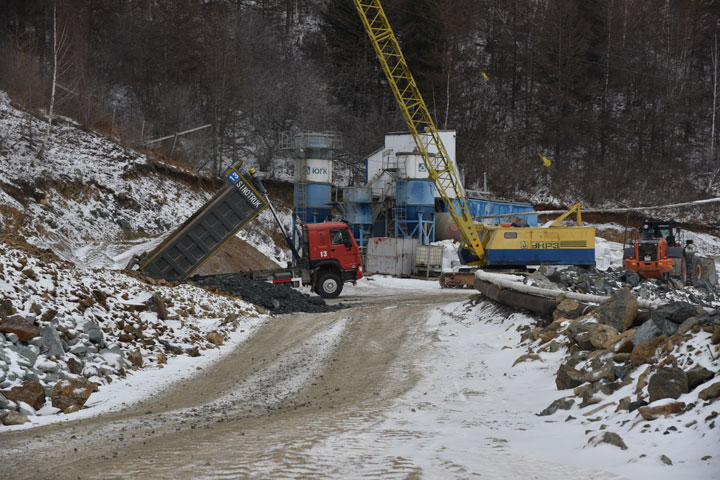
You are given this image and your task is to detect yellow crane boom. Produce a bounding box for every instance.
[352,0,486,264]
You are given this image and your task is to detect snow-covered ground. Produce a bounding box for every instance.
[5,281,718,478]
[364,300,719,480]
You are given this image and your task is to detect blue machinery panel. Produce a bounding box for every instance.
[294,183,332,223]
[343,187,373,247]
[464,198,538,226]
[486,248,595,266]
[293,183,332,251]
[459,247,594,266]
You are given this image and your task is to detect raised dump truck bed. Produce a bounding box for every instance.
[137,163,268,280]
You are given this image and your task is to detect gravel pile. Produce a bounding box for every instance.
[534,265,720,308]
[193,275,345,315]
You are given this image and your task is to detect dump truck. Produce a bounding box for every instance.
[126,162,363,298]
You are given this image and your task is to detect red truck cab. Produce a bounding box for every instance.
[303,222,363,298]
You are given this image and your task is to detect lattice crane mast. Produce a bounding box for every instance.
[352,0,487,265]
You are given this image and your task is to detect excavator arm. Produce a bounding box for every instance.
[353,0,486,265]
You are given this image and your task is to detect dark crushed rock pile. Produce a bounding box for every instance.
[537,266,719,308]
[193,276,345,314]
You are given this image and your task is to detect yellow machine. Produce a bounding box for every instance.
[353,0,595,267]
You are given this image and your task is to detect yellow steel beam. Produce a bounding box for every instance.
[550,202,583,227]
[353,0,486,264]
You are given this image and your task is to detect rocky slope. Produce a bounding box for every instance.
[0,90,302,427]
[0,235,266,425]
[505,268,720,459]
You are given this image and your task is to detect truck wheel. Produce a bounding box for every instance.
[316,272,343,299]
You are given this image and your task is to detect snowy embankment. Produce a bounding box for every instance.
[303,299,718,480]
[0,237,267,430]
[0,91,211,266]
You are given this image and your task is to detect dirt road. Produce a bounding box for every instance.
[1,288,474,479]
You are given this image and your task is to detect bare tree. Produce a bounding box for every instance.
[40,1,74,158]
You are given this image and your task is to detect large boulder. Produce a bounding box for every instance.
[592,289,637,332]
[584,354,616,383]
[648,367,689,402]
[39,325,64,358]
[82,321,104,346]
[631,335,667,365]
[677,316,701,335]
[51,377,98,413]
[1,381,46,410]
[638,401,686,420]
[567,316,599,350]
[2,411,29,425]
[604,330,635,353]
[553,299,586,321]
[590,324,619,349]
[687,365,714,390]
[0,315,39,342]
[652,302,701,325]
[621,270,641,287]
[8,343,38,366]
[556,364,585,390]
[651,303,703,336]
[632,320,663,346]
[698,382,720,401]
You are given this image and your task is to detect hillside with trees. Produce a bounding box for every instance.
[1,0,719,205]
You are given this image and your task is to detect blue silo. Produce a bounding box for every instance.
[343,186,374,247]
[282,131,342,255]
[394,176,436,245]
